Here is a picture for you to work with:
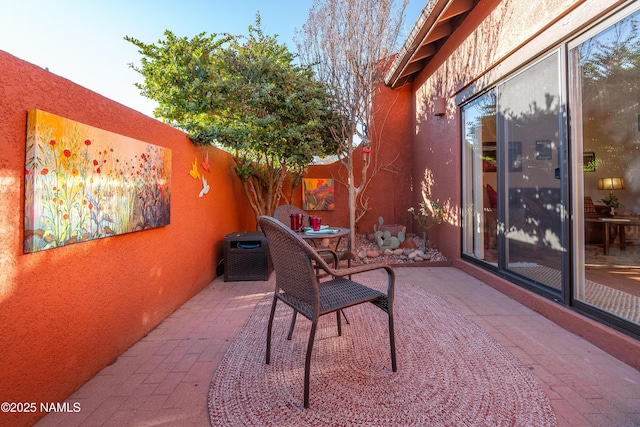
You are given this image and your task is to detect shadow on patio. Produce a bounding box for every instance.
[36,267,640,427]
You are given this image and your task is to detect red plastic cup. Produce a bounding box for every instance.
[290,213,302,231]
[310,215,321,231]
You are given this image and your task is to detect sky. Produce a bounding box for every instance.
[1,0,424,117]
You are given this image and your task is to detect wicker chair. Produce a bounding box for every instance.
[258,215,397,408]
[273,204,310,229]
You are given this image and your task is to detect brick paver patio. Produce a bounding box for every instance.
[36,267,640,427]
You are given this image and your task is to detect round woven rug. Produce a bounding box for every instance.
[208,280,557,426]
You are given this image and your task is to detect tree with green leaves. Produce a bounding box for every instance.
[125,15,341,221]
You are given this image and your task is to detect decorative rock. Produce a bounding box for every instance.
[384,249,393,255]
[358,250,368,259]
[400,238,419,250]
[366,250,380,258]
[393,249,403,255]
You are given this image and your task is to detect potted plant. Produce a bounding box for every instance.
[600,194,620,215]
[407,200,444,253]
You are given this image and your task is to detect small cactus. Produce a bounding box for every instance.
[388,236,400,249]
[374,216,406,249]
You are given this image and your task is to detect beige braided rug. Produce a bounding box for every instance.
[208,280,557,426]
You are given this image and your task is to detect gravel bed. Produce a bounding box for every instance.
[334,233,448,265]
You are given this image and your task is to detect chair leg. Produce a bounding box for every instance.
[341,310,350,325]
[287,310,298,340]
[333,310,349,337]
[304,320,318,408]
[388,310,397,372]
[266,296,278,364]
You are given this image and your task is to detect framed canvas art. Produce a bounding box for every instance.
[24,109,172,253]
[535,140,552,160]
[583,151,596,172]
[482,142,497,172]
[302,178,334,211]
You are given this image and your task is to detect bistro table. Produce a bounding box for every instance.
[299,226,351,251]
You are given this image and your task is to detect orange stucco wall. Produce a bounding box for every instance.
[0,50,255,426]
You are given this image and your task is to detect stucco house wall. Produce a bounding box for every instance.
[0,50,255,426]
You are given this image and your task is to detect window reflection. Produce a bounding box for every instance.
[574,8,640,325]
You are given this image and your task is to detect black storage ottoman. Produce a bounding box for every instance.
[223,232,272,281]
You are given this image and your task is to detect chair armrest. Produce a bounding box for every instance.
[302,236,395,299]
[327,263,395,298]
[315,248,339,268]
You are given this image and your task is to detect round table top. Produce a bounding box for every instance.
[299,227,350,240]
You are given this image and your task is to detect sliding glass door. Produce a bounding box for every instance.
[462,54,566,295]
[462,1,639,334]
[570,6,640,327]
[498,54,565,292]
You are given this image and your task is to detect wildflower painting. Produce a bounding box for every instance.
[24,109,172,253]
[302,178,334,211]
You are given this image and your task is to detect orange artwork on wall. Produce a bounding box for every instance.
[302,178,334,211]
[24,109,172,253]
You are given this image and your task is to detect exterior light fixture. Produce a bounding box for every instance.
[434,97,446,116]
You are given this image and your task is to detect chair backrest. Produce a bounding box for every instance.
[273,204,309,228]
[584,196,597,216]
[259,216,328,315]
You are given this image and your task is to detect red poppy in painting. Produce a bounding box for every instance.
[96,167,101,174]
[63,149,71,158]
[49,139,56,146]
[40,168,49,175]
[84,139,91,146]
[93,159,98,166]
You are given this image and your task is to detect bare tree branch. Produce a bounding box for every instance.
[296,0,408,246]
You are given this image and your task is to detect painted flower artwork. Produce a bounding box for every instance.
[24,109,172,253]
[302,178,335,211]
